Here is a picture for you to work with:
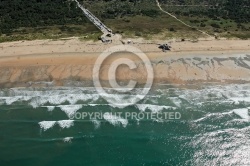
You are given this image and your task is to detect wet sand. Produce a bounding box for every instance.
[0,38,250,87]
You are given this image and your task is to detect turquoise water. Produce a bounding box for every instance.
[0,84,250,165]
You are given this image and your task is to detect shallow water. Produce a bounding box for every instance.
[0,83,249,165]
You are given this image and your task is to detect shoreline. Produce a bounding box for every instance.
[0,38,250,88]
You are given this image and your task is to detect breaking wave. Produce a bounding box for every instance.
[103,112,128,128]
[38,120,74,131]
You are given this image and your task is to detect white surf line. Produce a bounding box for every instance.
[233,108,250,122]
[155,0,213,38]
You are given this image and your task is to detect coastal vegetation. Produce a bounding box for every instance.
[0,0,249,42]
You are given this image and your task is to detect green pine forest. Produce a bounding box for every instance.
[0,0,249,42]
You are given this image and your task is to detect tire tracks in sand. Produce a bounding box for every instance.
[155,0,213,38]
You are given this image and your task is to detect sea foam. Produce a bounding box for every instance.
[169,97,182,107]
[59,105,82,118]
[63,137,73,143]
[230,97,250,104]
[233,108,250,122]
[38,120,74,131]
[57,120,74,129]
[194,111,234,123]
[42,106,56,112]
[103,113,128,128]
[92,120,101,129]
[38,121,57,131]
[136,104,176,113]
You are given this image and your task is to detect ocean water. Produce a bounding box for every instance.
[0,83,250,166]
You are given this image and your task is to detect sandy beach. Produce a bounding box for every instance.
[0,38,249,87]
